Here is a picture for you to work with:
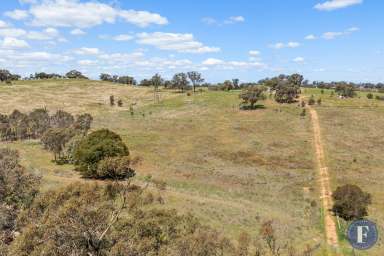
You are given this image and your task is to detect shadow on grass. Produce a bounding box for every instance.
[240,104,266,110]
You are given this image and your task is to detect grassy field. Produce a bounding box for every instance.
[1,80,383,255]
[303,88,384,256]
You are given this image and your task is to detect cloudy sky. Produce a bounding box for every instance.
[0,0,382,82]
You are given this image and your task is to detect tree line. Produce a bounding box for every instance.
[0,69,89,83]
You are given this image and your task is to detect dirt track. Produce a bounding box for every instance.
[308,107,341,254]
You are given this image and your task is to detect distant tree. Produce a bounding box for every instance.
[28,108,50,138]
[239,86,267,109]
[187,71,204,92]
[100,73,113,82]
[274,80,300,103]
[66,70,87,79]
[172,73,189,92]
[288,73,304,87]
[34,72,61,80]
[0,70,12,82]
[50,110,74,129]
[41,128,75,162]
[139,79,152,87]
[335,83,356,98]
[232,79,240,89]
[367,93,374,99]
[118,76,136,85]
[163,80,172,89]
[8,110,29,140]
[73,113,93,134]
[151,73,163,88]
[332,184,371,221]
[117,99,123,107]
[73,129,129,178]
[151,73,163,103]
[223,80,234,91]
[110,95,115,106]
[262,77,280,91]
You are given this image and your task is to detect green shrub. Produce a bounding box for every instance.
[73,129,129,178]
[332,184,371,221]
[239,86,267,109]
[367,93,374,99]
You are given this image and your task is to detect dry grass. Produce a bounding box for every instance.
[303,88,384,256]
[0,80,348,254]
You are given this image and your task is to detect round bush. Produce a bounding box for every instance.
[73,129,129,178]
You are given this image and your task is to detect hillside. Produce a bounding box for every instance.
[1,80,383,255]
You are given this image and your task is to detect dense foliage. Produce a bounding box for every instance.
[332,184,371,221]
[0,109,92,142]
[335,83,356,98]
[0,149,40,249]
[73,129,130,178]
[239,86,267,109]
[100,73,136,85]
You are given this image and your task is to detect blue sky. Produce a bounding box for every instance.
[0,0,382,83]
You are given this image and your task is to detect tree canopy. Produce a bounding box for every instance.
[73,129,129,178]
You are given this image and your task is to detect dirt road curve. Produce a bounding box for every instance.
[308,107,341,254]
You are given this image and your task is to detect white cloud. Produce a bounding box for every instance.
[249,50,261,56]
[25,0,168,28]
[315,0,363,11]
[201,17,218,25]
[0,28,27,37]
[202,16,244,26]
[305,34,317,40]
[202,58,265,70]
[347,27,360,32]
[322,27,359,40]
[74,47,100,55]
[270,42,285,49]
[119,10,168,27]
[322,31,344,40]
[287,42,300,48]
[11,51,71,62]
[270,41,300,49]
[224,16,245,24]
[113,34,134,41]
[27,27,61,40]
[136,32,220,53]
[202,58,224,65]
[78,59,98,66]
[1,37,29,49]
[70,28,86,36]
[0,20,9,29]
[293,57,305,63]
[4,9,29,20]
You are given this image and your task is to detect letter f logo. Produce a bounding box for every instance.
[357,226,369,244]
